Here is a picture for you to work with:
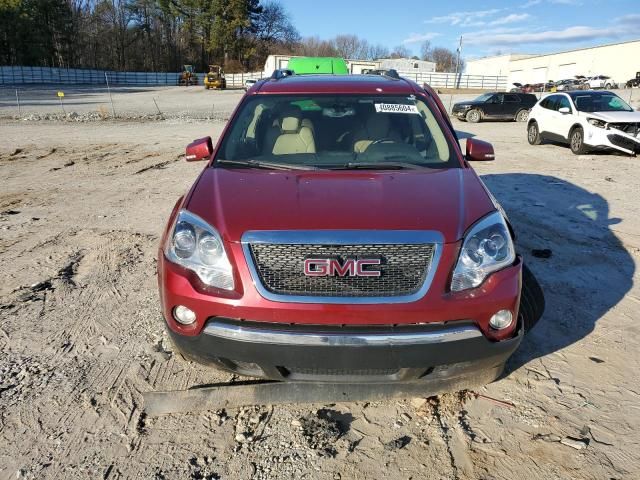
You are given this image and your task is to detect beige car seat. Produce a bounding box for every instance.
[352,114,402,153]
[267,115,316,155]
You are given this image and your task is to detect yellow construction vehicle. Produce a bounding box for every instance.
[178,65,198,86]
[204,65,226,90]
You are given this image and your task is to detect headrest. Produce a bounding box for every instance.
[366,114,391,138]
[281,116,301,133]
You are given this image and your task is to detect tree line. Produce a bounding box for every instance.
[0,0,464,73]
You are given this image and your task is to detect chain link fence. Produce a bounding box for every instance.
[1,66,508,90]
[0,84,248,120]
[14,66,626,121]
[0,66,262,88]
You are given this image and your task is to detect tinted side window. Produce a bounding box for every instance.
[557,96,572,111]
[504,94,520,103]
[541,96,559,110]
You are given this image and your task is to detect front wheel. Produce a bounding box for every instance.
[466,109,481,123]
[527,121,542,145]
[520,264,545,332]
[515,109,529,122]
[570,127,588,155]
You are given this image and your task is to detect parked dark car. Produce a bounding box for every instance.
[452,92,538,123]
[626,72,640,88]
[555,79,582,91]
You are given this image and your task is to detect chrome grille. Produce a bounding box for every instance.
[248,243,435,297]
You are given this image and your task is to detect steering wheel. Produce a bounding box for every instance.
[365,138,395,151]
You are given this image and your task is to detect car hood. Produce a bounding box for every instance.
[453,100,483,108]
[186,167,495,244]
[582,111,640,122]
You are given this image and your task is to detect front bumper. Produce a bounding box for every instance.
[584,125,640,154]
[451,106,470,118]
[168,316,523,383]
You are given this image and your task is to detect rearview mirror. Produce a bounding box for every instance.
[558,107,571,114]
[466,138,495,161]
[185,137,213,161]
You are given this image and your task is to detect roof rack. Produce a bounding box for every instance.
[271,69,295,80]
[364,69,400,80]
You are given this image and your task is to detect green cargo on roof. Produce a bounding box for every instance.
[287,57,349,75]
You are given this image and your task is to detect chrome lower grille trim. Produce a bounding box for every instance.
[203,321,482,346]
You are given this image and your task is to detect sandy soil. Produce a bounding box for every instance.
[1,112,640,480]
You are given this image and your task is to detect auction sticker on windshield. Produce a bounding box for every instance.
[375,103,419,114]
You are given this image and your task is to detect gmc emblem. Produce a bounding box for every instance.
[303,258,381,277]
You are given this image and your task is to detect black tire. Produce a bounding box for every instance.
[466,109,481,123]
[515,109,529,122]
[520,263,545,333]
[569,126,588,155]
[527,121,542,145]
[604,83,612,89]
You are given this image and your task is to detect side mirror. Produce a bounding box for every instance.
[185,136,213,161]
[466,138,495,161]
[558,107,571,114]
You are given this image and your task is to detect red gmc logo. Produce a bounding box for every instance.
[303,258,381,277]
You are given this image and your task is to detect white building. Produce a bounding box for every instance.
[262,55,435,78]
[465,54,535,77]
[465,39,640,86]
[378,58,436,73]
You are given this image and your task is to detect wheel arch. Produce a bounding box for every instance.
[568,122,584,137]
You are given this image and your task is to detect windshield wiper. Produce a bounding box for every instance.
[333,161,427,170]
[216,159,318,171]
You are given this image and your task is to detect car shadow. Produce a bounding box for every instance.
[539,140,632,157]
[480,173,634,371]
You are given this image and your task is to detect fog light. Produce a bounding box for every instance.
[489,310,513,330]
[173,305,196,325]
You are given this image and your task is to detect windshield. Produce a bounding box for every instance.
[216,94,457,169]
[573,93,633,113]
[474,93,493,102]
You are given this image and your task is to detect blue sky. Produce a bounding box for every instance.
[278,0,640,59]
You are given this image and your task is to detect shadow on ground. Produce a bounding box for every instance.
[481,173,635,371]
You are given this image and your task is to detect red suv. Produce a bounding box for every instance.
[158,73,544,389]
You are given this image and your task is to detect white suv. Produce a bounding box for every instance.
[587,75,615,89]
[527,91,640,155]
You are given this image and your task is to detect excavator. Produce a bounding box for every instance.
[204,65,226,90]
[178,65,198,86]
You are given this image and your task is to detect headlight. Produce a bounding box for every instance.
[165,210,234,290]
[451,211,515,292]
[587,118,606,128]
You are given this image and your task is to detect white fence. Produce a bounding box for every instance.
[0,66,262,88]
[1,65,506,90]
[396,71,508,90]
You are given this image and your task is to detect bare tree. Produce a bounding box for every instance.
[254,0,299,45]
[333,34,370,59]
[294,36,338,57]
[368,44,389,60]
[389,45,410,59]
[430,47,465,72]
[420,41,432,61]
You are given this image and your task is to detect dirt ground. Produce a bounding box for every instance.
[2,84,637,120]
[1,100,640,480]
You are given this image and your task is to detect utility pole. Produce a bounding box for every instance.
[455,36,463,89]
